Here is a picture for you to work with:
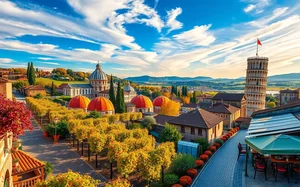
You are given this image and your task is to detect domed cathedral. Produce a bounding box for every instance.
[123,82,137,103]
[89,63,109,97]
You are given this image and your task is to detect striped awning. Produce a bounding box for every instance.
[246,113,300,138]
[12,150,45,176]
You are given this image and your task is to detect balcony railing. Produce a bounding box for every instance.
[13,175,41,187]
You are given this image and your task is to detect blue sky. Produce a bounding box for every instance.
[0,0,299,78]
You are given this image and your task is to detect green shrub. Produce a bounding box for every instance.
[85,111,101,119]
[43,161,54,177]
[128,123,143,129]
[214,138,224,146]
[167,154,195,176]
[141,116,156,130]
[158,123,182,145]
[164,173,179,186]
[47,120,69,137]
[194,138,209,151]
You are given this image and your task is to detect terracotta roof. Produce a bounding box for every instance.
[251,100,300,117]
[207,103,240,114]
[130,95,153,108]
[25,85,45,90]
[235,117,251,124]
[58,83,69,89]
[0,77,9,83]
[154,114,177,125]
[87,97,114,111]
[212,93,245,102]
[168,109,224,129]
[153,96,170,107]
[69,95,90,109]
[12,151,45,176]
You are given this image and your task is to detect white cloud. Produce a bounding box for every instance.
[0,58,14,63]
[38,62,60,65]
[166,7,183,34]
[243,0,271,14]
[38,57,53,61]
[173,25,216,46]
[244,4,256,13]
[248,7,289,27]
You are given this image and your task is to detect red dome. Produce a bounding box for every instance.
[87,97,114,112]
[153,96,170,107]
[130,95,153,108]
[68,95,90,109]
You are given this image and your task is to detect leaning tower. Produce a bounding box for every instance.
[245,56,268,116]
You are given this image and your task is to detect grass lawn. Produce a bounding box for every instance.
[36,77,88,87]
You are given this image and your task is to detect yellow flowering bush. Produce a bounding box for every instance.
[36,170,99,187]
[105,178,131,187]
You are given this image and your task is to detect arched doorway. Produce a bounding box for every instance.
[4,170,10,187]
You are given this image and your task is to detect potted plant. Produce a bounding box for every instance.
[43,125,49,137]
[12,158,19,167]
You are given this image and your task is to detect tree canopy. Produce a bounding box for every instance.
[158,123,182,144]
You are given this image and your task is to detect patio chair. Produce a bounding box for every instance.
[254,158,268,180]
[292,164,300,184]
[272,162,289,183]
[237,143,246,160]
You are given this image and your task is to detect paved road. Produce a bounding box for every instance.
[20,120,107,182]
[15,92,107,183]
[192,130,247,187]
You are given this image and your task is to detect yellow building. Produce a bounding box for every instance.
[168,109,224,143]
[0,133,13,187]
[0,78,12,100]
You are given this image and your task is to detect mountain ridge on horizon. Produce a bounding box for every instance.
[125,73,300,83]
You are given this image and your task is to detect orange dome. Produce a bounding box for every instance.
[131,95,153,108]
[153,96,170,107]
[68,95,90,109]
[87,97,114,112]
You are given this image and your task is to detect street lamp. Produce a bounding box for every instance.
[53,116,59,144]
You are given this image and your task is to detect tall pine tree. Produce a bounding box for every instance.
[115,79,124,113]
[28,62,36,85]
[120,88,125,113]
[51,81,56,96]
[191,91,197,103]
[27,62,30,78]
[109,74,116,108]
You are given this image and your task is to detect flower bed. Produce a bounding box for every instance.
[168,127,240,187]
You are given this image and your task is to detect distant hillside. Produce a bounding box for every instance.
[268,73,300,81]
[125,75,213,82]
[125,73,300,83]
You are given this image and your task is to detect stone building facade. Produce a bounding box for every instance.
[280,89,300,105]
[245,57,268,116]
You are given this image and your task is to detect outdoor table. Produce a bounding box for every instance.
[271,155,300,164]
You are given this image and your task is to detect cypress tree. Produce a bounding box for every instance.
[27,62,30,78]
[192,91,197,103]
[116,79,122,113]
[120,88,125,113]
[51,81,56,96]
[109,74,116,108]
[28,62,36,85]
[181,86,185,97]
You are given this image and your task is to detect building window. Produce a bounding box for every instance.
[218,124,220,130]
[181,126,185,133]
[198,128,202,136]
[191,127,195,135]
